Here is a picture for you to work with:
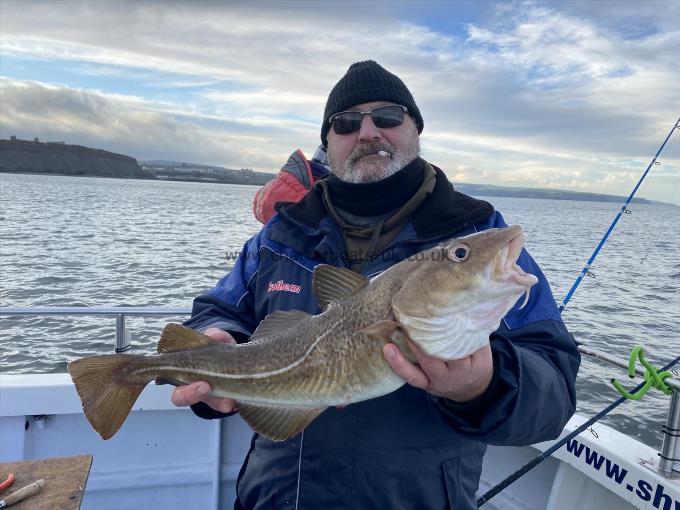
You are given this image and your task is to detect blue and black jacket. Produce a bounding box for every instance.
[185,166,580,510]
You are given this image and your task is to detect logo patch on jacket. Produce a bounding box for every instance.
[267,280,302,294]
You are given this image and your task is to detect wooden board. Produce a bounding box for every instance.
[0,455,92,510]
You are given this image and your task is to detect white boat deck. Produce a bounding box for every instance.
[1,373,678,509]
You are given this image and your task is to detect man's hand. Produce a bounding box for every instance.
[171,327,237,414]
[383,340,493,402]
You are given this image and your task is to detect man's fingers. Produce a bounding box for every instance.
[471,344,493,362]
[171,381,211,407]
[405,338,428,362]
[383,343,430,389]
[203,396,237,414]
[408,339,449,385]
[405,339,451,382]
[445,345,491,373]
[171,381,236,413]
[169,329,237,413]
[204,328,237,344]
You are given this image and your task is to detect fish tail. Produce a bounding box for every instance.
[68,354,154,440]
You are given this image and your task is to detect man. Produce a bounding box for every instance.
[173,60,580,509]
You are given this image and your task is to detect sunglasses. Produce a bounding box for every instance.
[329,105,408,135]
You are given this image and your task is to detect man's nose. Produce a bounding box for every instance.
[357,114,383,142]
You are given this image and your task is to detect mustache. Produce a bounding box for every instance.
[347,142,396,166]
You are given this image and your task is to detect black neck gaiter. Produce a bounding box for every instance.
[324,158,425,216]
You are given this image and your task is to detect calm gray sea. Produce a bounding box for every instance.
[1,173,678,449]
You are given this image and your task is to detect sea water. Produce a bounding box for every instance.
[1,172,678,449]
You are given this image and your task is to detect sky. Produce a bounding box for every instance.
[1,0,679,204]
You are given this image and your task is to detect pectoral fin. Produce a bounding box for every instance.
[236,402,325,441]
[360,320,417,363]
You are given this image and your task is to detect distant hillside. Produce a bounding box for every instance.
[1,138,672,206]
[0,138,273,185]
[0,136,153,179]
[454,182,658,205]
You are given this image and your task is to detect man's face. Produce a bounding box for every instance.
[327,101,420,184]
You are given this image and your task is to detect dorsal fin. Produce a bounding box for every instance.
[236,401,325,441]
[312,264,369,310]
[157,323,217,353]
[250,310,313,341]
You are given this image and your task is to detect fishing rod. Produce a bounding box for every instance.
[477,117,680,507]
[476,353,680,507]
[558,117,680,313]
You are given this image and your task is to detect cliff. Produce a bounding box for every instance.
[0,137,154,179]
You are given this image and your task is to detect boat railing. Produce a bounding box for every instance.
[0,306,191,353]
[1,305,678,479]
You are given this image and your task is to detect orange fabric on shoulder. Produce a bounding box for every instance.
[253,149,315,224]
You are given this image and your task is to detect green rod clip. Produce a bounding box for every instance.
[611,346,673,400]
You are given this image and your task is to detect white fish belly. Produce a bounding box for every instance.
[209,370,406,408]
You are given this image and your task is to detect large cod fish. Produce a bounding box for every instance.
[69,225,538,441]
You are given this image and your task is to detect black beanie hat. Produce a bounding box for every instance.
[321,60,424,147]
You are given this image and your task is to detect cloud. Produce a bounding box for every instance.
[0,0,678,203]
[0,2,441,94]
[0,78,312,169]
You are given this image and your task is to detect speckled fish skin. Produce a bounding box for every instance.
[68,225,537,440]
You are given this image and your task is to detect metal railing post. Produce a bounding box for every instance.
[0,307,190,353]
[659,389,680,478]
[115,313,132,353]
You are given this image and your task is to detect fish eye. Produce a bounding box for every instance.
[448,244,470,262]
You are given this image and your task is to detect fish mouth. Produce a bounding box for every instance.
[490,227,539,307]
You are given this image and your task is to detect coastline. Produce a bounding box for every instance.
[0,169,272,187]
[2,137,675,205]
[1,169,676,205]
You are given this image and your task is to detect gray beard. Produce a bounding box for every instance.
[329,137,421,184]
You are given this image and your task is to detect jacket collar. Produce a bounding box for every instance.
[277,164,494,240]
